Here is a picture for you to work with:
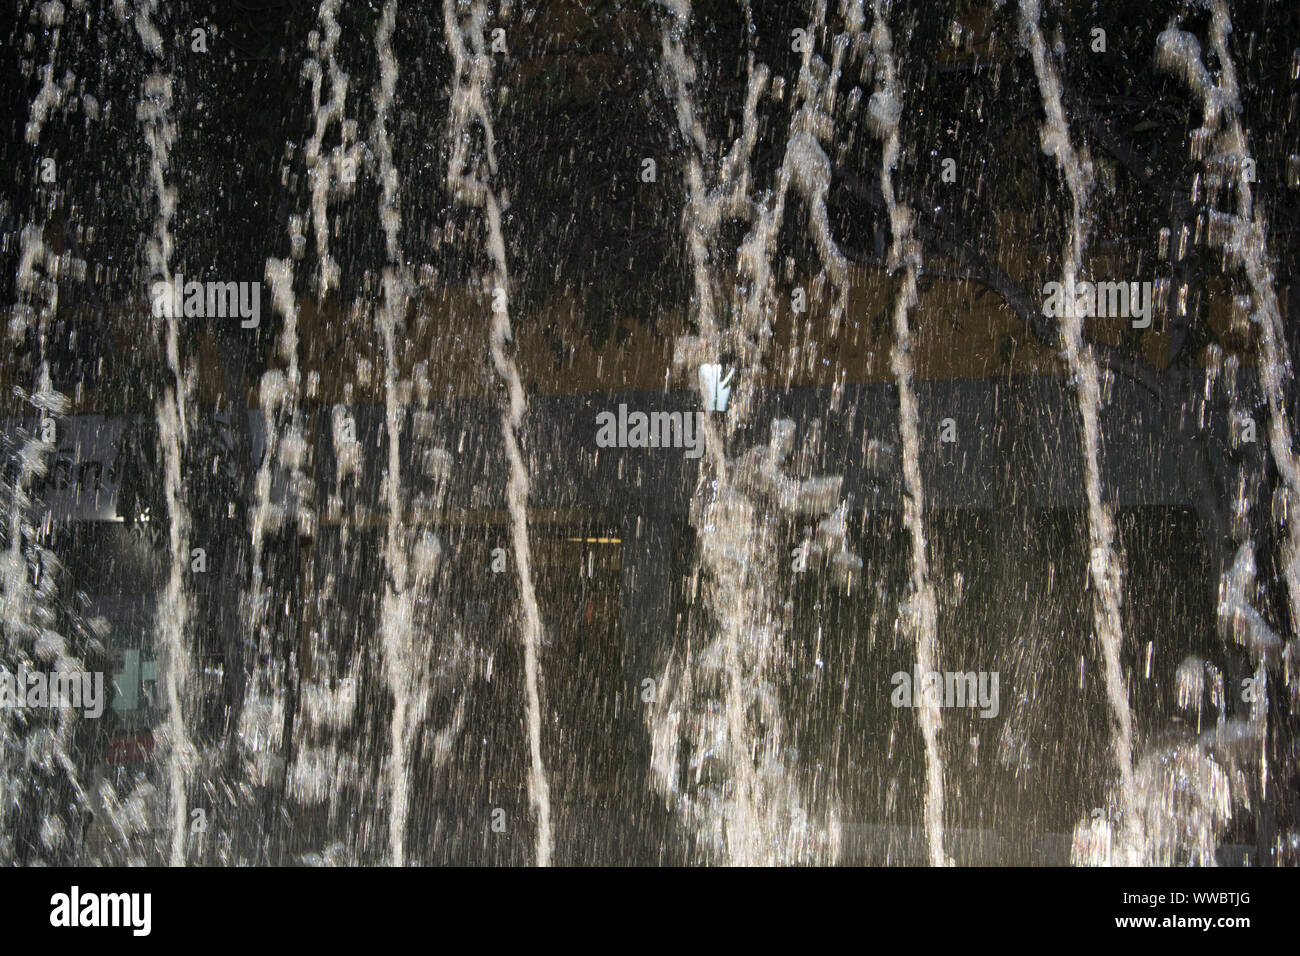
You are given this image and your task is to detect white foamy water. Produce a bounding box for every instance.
[373,0,418,867]
[443,0,553,867]
[1146,0,1300,862]
[3,0,1296,870]
[302,0,359,298]
[1157,6,1300,646]
[648,0,866,864]
[1017,0,1142,864]
[134,0,196,868]
[24,1,66,146]
[371,0,470,864]
[865,0,948,867]
[0,0,86,859]
[240,0,344,794]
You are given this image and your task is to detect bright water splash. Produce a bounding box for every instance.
[863,0,949,868]
[1016,0,1143,865]
[303,0,360,299]
[372,0,471,864]
[443,0,553,867]
[265,0,377,853]
[0,0,97,866]
[1139,0,1300,862]
[0,241,83,863]
[134,0,197,869]
[284,374,365,825]
[1157,4,1300,665]
[3,0,1297,870]
[649,0,866,864]
[238,0,343,795]
[374,0,418,867]
[23,1,71,145]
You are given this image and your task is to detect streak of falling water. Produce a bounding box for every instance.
[304,0,358,299]
[23,0,66,146]
[442,0,553,867]
[2,0,77,864]
[3,0,1296,872]
[373,0,428,866]
[1157,4,1300,649]
[1016,0,1142,864]
[650,0,860,864]
[864,0,948,868]
[1151,0,1300,860]
[134,0,195,868]
[653,0,772,861]
[241,1,341,794]
[239,255,307,788]
[285,358,364,826]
